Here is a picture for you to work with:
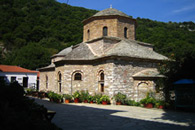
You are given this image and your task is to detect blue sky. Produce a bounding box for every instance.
[57,0,195,23]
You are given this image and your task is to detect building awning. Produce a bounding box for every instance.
[133,69,164,79]
[174,79,195,84]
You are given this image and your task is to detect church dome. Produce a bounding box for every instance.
[93,8,129,18]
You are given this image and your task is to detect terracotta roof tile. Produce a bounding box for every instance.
[0,65,38,74]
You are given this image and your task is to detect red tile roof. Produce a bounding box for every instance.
[0,65,38,74]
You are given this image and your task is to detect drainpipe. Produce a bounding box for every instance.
[71,73,73,95]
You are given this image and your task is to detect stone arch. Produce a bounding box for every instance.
[72,70,83,81]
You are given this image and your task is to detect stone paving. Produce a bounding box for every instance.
[34,98,195,130]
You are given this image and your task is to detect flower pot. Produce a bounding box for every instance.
[102,101,107,105]
[116,102,122,105]
[74,98,79,103]
[90,101,93,104]
[65,99,70,103]
[144,103,153,108]
[158,105,164,109]
[84,100,88,103]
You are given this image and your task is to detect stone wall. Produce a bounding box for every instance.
[39,59,159,100]
[83,17,136,42]
[111,59,158,99]
[117,18,136,40]
[39,61,114,96]
[39,70,56,92]
[83,18,118,42]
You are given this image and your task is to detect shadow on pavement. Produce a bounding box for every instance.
[34,98,195,130]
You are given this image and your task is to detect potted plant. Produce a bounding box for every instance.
[80,90,89,103]
[63,94,72,103]
[48,92,63,103]
[88,95,94,103]
[94,93,102,104]
[53,93,63,103]
[100,95,110,105]
[48,91,55,102]
[113,92,126,105]
[73,91,80,103]
[140,96,156,108]
[155,100,166,109]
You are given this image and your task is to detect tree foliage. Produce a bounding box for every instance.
[0,0,195,84]
[0,0,96,69]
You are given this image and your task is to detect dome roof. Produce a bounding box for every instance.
[93,8,129,17]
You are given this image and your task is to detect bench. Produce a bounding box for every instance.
[45,110,56,122]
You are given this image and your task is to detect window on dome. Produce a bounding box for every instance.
[124,27,128,38]
[87,29,90,40]
[103,26,108,36]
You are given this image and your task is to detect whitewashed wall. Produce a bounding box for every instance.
[0,72,37,89]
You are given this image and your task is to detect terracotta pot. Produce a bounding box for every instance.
[144,103,153,108]
[74,98,79,103]
[158,105,164,109]
[84,100,88,103]
[65,99,70,103]
[116,102,122,105]
[90,101,93,104]
[102,101,107,105]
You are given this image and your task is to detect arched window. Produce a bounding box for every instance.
[100,72,104,81]
[74,73,82,80]
[58,72,62,92]
[124,27,128,38]
[46,75,48,89]
[87,29,90,40]
[103,26,108,36]
[98,71,105,93]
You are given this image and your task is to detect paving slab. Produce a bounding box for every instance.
[34,98,195,130]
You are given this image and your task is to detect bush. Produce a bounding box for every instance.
[94,93,102,104]
[48,92,63,103]
[140,93,156,105]
[87,95,95,102]
[113,92,126,104]
[72,91,80,99]
[125,99,141,106]
[100,95,110,103]
[80,90,89,102]
[63,94,72,100]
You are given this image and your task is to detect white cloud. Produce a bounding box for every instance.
[173,5,195,13]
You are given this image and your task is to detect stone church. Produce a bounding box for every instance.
[39,8,168,101]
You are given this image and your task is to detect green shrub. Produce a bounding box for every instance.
[94,93,102,104]
[80,90,89,102]
[140,93,156,105]
[87,95,95,102]
[125,99,141,106]
[72,91,80,99]
[113,92,126,104]
[100,95,110,102]
[63,94,72,100]
[48,92,63,103]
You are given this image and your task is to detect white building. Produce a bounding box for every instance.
[0,65,39,89]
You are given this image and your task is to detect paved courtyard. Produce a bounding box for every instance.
[34,98,195,130]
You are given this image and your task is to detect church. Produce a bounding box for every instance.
[39,8,168,101]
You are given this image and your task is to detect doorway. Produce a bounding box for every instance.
[23,77,28,87]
